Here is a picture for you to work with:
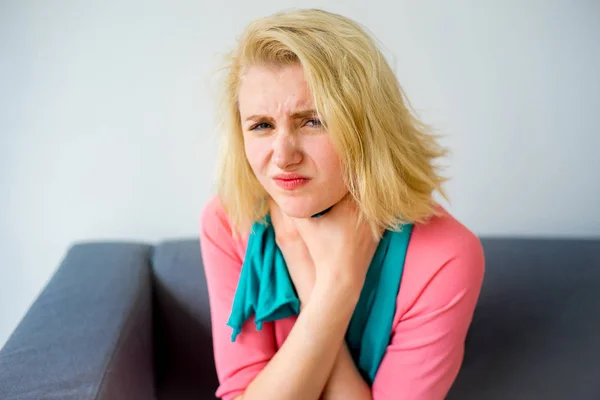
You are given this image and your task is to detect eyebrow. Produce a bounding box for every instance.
[244,109,318,122]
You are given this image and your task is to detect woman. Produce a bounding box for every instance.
[200,8,484,400]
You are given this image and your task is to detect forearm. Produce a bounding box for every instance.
[322,343,372,400]
[241,278,359,400]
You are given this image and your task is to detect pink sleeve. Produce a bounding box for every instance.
[199,196,277,400]
[371,223,485,400]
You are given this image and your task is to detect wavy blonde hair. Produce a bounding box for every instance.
[216,8,448,235]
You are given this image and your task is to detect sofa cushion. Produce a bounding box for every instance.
[447,238,600,399]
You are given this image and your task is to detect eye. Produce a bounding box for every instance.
[305,118,322,128]
[250,122,273,131]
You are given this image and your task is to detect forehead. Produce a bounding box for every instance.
[238,64,314,117]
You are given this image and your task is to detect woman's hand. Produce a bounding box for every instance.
[269,198,315,307]
[270,194,380,304]
[291,195,380,289]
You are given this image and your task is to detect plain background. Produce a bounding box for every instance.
[1,1,599,348]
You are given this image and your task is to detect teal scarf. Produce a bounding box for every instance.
[227,214,412,384]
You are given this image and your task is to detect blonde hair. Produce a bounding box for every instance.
[216,8,448,235]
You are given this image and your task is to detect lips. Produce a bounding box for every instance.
[273,174,310,190]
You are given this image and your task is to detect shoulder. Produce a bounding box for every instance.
[199,195,249,266]
[410,206,484,268]
[200,195,231,235]
[396,206,485,317]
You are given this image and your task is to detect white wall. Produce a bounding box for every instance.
[1,0,599,348]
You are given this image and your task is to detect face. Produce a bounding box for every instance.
[238,63,348,218]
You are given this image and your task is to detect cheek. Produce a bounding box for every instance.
[243,137,270,173]
[308,140,344,181]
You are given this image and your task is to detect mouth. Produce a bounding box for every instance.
[272,174,311,190]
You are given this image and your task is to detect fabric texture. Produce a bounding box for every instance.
[227,215,301,339]
[227,214,413,383]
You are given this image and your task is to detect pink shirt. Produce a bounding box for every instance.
[199,196,485,400]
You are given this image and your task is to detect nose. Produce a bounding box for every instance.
[272,129,302,169]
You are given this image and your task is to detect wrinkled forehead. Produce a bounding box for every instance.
[237,63,316,118]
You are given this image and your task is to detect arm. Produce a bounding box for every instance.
[234,314,365,400]
[261,197,368,399]
[321,343,372,400]
[200,197,361,400]
[263,195,376,400]
[242,276,361,400]
[371,233,485,399]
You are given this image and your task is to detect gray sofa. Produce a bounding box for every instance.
[0,238,599,399]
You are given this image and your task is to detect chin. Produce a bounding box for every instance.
[279,204,316,219]
[274,196,321,219]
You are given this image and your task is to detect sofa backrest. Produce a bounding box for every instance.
[151,239,218,398]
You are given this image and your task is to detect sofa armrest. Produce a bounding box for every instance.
[0,242,156,400]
